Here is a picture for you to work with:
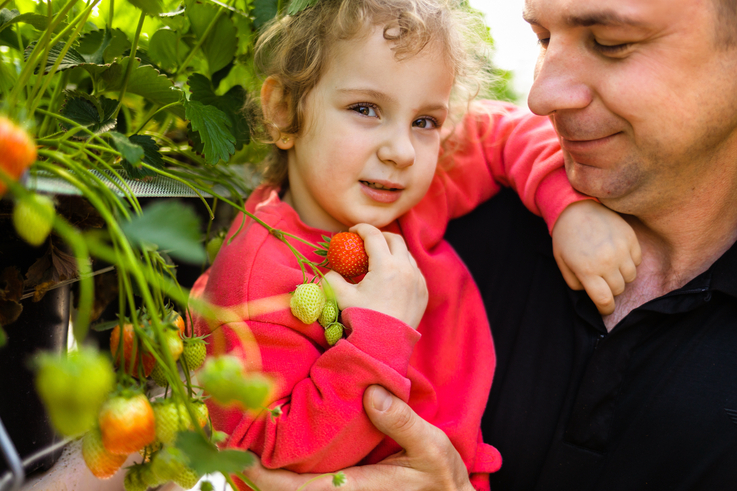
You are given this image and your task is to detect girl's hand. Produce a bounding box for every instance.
[325,223,428,328]
[552,200,642,315]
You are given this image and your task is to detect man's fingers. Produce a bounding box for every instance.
[364,386,431,452]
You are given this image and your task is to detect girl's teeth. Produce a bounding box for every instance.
[363,181,393,190]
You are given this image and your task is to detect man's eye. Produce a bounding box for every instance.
[350,104,378,117]
[412,117,438,129]
[537,38,550,49]
[594,40,632,56]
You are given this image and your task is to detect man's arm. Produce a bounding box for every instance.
[238,385,473,491]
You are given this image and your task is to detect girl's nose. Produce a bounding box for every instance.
[377,127,415,168]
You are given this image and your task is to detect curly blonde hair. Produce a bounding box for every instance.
[253,0,495,186]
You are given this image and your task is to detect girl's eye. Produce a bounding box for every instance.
[350,103,378,117]
[412,117,439,129]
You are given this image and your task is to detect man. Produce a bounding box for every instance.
[242,0,737,488]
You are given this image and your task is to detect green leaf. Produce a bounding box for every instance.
[100,57,184,112]
[126,0,164,16]
[0,9,67,33]
[76,28,113,65]
[187,2,237,76]
[121,201,206,263]
[183,99,235,164]
[59,92,118,135]
[124,134,165,179]
[252,0,278,28]
[103,28,131,63]
[25,41,87,74]
[187,73,250,150]
[0,324,7,349]
[149,28,190,71]
[0,54,17,93]
[287,0,319,15]
[91,320,119,332]
[175,431,255,476]
[108,131,144,164]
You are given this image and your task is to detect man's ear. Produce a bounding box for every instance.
[261,76,294,150]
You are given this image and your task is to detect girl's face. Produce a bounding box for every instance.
[282,25,454,232]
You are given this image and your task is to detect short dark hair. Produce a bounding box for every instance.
[714,0,737,48]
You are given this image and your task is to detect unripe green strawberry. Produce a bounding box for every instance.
[199,355,271,410]
[124,463,162,491]
[192,400,209,429]
[324,323,344,346]
[150,446,199,487]
[290,283,325,324]
[318,300,339,328]
[163,328,183,361]
[206,234,224,264]
[82,427,128,479]
[13,193,55,247]
[152,398,192,446]
[181,337,207,371]
[173,466,200,489]
[35,347,115,437]
[150,362,169,387]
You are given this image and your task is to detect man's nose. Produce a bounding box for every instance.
[527,38,593,116]
[377,127,415,168]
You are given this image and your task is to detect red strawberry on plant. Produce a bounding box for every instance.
[82,427,128,479]
[0,116,37,196]
[13,193,55,246]
[99,391,156,455]
[110,323,156,378]
[318,232,369,278]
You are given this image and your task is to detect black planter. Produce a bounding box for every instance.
[0,284,69,479]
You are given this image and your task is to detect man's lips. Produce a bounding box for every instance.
[559,133,621,156]
[360,180,403,203]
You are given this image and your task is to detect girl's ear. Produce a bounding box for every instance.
[261,76,294,150]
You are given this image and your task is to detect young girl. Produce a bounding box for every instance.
[191,0,640,489]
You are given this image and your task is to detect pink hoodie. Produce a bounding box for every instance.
[191,101,585,490]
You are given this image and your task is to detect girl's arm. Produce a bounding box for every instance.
[430,100,641,314]
[193,213,424,474]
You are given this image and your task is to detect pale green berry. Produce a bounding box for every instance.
[318,300,339,328]
[324,323,344,346]
[290,283,326,324]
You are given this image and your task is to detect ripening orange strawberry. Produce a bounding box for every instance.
[110,323,156,378]
[82,426,128,479]
[0,116,37,196]
[99,392,156,455]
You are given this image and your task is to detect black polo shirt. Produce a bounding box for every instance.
[445,189,737,491]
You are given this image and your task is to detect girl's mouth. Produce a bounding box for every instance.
[360,181,403,203]
[360,180,402,191]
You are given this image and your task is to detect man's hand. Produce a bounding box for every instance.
[325,224,428,328]
[238,385,473,491]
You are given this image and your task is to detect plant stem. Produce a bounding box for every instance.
[38,70,69,137]
[173,6,226,78]
[113,10,146,119]
[132,101,183,135]
[108,0,114,28]
[233,472,262,491]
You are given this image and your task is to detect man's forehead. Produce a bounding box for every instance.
[523,0,681,27]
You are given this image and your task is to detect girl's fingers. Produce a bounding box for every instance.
[621,259,638,284]
[580,275,615,315]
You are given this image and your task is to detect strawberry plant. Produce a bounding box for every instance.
[0,0,506,488]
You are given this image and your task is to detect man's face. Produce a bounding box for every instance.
[525,0,737,216]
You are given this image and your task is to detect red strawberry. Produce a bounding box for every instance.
[99,392,156,455]
[82,427,128,479]
[0,116,37,196]
[326,232,368,278]
[110,323,156,378]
